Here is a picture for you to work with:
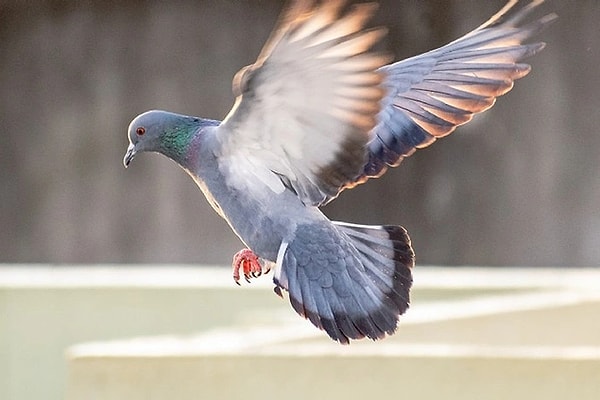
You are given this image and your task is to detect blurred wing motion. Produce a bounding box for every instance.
[362,0,557,178]
[219,0,556,202]
[219,0,389,206]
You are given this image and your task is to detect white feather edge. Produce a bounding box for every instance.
[274,240,290,288]
[219,152,287,196]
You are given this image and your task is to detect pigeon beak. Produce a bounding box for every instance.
[123,144,137,168]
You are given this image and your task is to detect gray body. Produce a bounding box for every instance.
[189,125,320,261]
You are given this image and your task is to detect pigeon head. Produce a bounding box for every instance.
[124,110,203,168]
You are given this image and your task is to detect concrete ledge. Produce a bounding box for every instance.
[61,266,600,400]
[2,265,600,400]
[66,352,600,400]
[65,300,600,400]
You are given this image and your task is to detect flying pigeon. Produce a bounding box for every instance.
[124,0,556,344]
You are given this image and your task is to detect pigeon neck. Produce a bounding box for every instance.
[159,118,218,168]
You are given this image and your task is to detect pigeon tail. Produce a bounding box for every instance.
[273,221,414,344]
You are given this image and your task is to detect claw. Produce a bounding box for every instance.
[232,248,264,285]
[274,286,283,298]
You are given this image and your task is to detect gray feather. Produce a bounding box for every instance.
[275,222,414,343]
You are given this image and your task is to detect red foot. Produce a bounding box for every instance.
[232,248,263,285]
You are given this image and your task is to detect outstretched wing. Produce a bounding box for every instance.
[362,0,557,178]
[218,0,388,206]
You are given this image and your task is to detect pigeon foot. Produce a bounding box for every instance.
[232,248,263,285]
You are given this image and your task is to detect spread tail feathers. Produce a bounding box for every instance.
[273,221,414,344]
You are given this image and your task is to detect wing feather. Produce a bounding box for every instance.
[362,1,556,178]
[218,0,388,206]
[217,0,555,201]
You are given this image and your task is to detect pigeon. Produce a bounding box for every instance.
[124,0,556,344]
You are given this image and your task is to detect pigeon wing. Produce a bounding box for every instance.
[218,0,389,206]
[362,0,557,178]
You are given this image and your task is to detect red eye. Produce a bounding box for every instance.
[136,126,146,136]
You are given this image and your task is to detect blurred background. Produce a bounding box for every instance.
[2,2,600,400]
[1,0,598,267]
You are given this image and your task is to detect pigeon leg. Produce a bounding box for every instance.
[232,248,262,285]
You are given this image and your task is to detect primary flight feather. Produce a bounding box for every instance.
[124,0,556,344]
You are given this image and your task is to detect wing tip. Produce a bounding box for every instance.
[477,0,554,31]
